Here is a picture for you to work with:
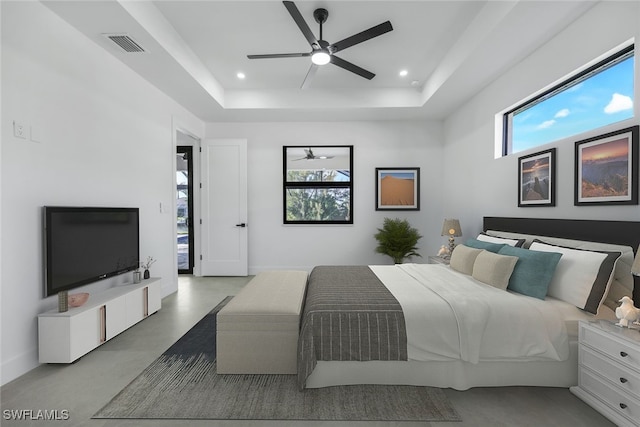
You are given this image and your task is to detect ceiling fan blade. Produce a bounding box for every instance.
[247,52,311,59]
[330,55,375,80]
[283,1,319,48]
[301,64,319,89]
[330,21,393,53]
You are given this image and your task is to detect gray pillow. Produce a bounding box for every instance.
[450,245,483,275]
[472,251,519,290]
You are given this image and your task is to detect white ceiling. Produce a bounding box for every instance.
[43,0,597,122]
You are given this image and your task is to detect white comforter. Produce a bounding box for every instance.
[370,263,570,363]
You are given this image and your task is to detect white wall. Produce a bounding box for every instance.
[4,0,639,388]
[442,0,640,238]
[1,2,203,385]
[205,121,445,273]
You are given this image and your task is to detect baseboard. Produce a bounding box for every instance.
[1,347,39,386]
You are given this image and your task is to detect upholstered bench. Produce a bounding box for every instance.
[216,270,308,374]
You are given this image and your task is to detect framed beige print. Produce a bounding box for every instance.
[375,168,420,211]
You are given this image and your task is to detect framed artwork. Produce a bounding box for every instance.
[375,168,420,211]
[518,148,556,207]
[575,126,639,206]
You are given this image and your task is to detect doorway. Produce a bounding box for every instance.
[177,146,194,274]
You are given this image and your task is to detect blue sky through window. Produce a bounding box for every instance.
[511,55,634,153]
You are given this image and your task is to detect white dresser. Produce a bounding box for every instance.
[571,320,640,427]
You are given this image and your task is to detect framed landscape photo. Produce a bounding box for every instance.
[518,148,556,207]
[375,168,420,211]
[575,125,639,206]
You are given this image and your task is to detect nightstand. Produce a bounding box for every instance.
[428,256,450,265]
[570,320,640,427]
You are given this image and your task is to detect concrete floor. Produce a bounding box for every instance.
[1,275,614,427]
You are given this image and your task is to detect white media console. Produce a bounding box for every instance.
[38,278,162,363]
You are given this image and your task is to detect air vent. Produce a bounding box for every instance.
[103,33,146,53]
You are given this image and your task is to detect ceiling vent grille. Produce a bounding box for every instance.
[103,34,146,53]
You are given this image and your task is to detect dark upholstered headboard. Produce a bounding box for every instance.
[483,217,640,305]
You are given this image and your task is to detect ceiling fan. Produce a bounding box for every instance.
[247,1,393,89]
[293,148,334,161]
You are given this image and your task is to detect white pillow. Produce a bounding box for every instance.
[477,232,525,247]
[472,251,519,290]
[529,240,621,314]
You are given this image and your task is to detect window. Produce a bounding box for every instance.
[503,44,634,155]
[283,146,353,224]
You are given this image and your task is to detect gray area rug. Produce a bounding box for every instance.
[94,297,461,421]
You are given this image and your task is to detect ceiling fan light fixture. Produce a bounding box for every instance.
[311,50,331,65]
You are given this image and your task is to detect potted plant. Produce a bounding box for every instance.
[374,217,423,264]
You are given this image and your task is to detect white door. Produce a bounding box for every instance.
[200,138,248,276]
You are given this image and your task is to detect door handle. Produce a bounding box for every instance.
[235,223,247,228]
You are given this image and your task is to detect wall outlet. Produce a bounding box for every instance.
[13,121,26,139]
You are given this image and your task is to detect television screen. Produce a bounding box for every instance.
[44,207,139,297]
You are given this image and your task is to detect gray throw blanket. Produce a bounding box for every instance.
[297,266,408,389]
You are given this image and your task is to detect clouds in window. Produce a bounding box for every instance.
[604,93,633,114]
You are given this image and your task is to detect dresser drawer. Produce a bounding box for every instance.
[580,368,640,424]
[581,324,640,372]
[581,346,640,400]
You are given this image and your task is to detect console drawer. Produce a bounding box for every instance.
[581,346,640,400]
[580,368,640,425]
[581,324,640,371]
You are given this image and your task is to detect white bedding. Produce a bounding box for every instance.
[370,263,570,363]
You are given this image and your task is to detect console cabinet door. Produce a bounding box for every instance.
[146,282,162,315]
[126,288,144,326]
[69,307,102,361]
[105,294,128,339]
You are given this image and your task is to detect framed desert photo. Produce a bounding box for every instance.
[575,126,639,206]
[375,168,420,211]
[518,148,556,207]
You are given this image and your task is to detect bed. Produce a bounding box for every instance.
[298,217,640,390]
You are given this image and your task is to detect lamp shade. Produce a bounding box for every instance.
[632,245,640,276]
[441,219,462,237]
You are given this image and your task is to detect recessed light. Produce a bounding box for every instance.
[411,80,420,86]
[399,69,408,77]
[237,72,246,79]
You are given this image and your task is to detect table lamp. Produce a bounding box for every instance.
[441,219,462,257]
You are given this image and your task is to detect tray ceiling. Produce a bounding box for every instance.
[43,1,596,122]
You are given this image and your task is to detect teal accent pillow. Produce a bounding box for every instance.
[464,238,505,253]
[498,245,562,300]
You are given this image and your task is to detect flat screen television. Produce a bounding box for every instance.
[44,206,140,297]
